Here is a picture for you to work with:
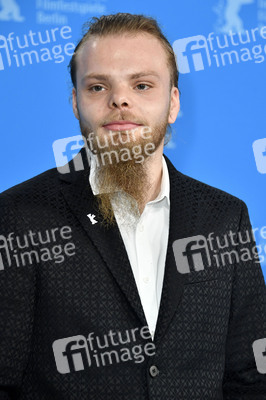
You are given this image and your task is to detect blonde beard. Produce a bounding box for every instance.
[79,117,169,229]
[93,150,150,229]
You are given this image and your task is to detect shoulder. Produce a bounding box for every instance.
[164,154,247,215]
[0,167,61,209]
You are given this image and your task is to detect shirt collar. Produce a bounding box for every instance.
[88,149,102,196]
[147,154,170,207]
[88,149,170,206]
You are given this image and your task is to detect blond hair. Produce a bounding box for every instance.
[68,12,179,92]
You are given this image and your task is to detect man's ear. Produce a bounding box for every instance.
[168,87,180,124]
[72,87,79,120]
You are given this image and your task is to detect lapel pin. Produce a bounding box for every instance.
[87,213,98,225]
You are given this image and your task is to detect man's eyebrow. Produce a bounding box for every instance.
[81,71,161,83]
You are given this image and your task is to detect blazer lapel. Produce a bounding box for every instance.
[59,150,147,328]
[154,155,199,345]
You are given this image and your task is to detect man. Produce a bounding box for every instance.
[0,12,265,400]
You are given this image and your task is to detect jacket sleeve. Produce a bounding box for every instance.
[0,194,36,399]
[223,200,266,398]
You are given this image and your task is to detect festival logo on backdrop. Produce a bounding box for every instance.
[213,0,266,32]
[0,0,24,22]
[213,0,255,33]
[35,0,107,25]
[0,0,107,26]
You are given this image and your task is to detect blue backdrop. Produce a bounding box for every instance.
[0,0,265,277]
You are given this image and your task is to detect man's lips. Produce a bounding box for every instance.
[103,121,142,131]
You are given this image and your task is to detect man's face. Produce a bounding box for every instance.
[72,32,179,149]
[72,32,180,226]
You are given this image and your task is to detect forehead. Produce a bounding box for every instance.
[75,33,168,79]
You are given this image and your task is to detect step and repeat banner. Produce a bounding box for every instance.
[0,0,265,277]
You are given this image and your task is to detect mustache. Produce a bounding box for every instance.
[101,113,145,126]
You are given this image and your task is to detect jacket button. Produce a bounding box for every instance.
[149,365,159,378]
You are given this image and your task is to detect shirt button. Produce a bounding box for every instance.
[149,365,159,378]
[138,224,144,232]
[143,276,149,284]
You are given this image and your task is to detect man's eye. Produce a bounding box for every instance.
[88,85,104,92]
[135,83,150,91]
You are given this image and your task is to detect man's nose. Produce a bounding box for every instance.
[108,86,131,109]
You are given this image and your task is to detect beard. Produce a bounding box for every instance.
[78,106,170,228]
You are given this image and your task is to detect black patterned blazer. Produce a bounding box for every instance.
[0,149,265,399]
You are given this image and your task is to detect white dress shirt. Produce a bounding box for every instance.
[89,151,170,340]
